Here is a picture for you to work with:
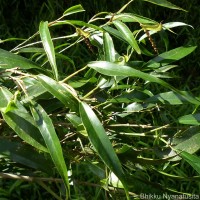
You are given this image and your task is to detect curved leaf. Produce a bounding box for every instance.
[0,87,48,153]
[63,4,85,17]
[88,61,174,89]
[103,25,127,43]
[0,139,53,174]
[142,0,186,11]
[37,74,79,112]
[0,48,42,70]
[111,13,158,24]
[103,32,116,62]
[146,91,200,105]
[30,102,70,196]
[180,152,200,175]
[146,46,197,69]
[113,20,141,54]
[178,113,200,125]
[39,21,58,80]
[172,126,200,154]
[79,102,129,198]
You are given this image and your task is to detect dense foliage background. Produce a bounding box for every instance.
[0,0,200,199]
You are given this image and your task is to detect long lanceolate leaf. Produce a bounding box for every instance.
[0,48,43,70]
[79,102,129,199]
[142,0,186,11]
[37,74,79,112]
[113,20,141,54]
[180,152,200,175]
[88,61,200,105]
[30,102,70,197]
[39,21,59,81]
[0,87,47,153]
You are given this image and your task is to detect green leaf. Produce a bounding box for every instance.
[0,48,42,70]
[30,102,70,195]
[79,102,129,199]
[0,87,48,153]
[0,139,53,174]
[113,20,141,54]
[142,0,186,11]
[172,126,200,154]
[37,74,79,112]
[111,13,158,24]
[180,152,200,175]
[146,91,200,105]
[63,4,85,17]
[103,32,116,62]
[53,20,103,31]
[88,61,174,89]
[178,113,200,125]
[146,46,197,69]
[39,21,58,80]
[103,26,127,43]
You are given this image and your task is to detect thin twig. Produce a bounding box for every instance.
[0,173,63,183]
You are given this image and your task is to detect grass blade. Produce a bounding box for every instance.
[39,21,58,80]
[30,102,70,197]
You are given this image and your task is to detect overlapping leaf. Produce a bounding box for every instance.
[79,102,129,199]
[113,20,141,54]
[0,48,42,70]
[37,74,79,112]
[30,102,70,196]
[142,0,186,11]
[39,21,58,80]
[0,87,47,153]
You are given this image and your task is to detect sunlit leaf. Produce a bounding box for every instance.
[145,46,197,69]
[39,21,58,80]
[79,102,129,198]
[0,87,47,153]
[37,74,79,112]
[103,32,116,62]
[146,91,200,105]
[113,20,141,54]
[0,48,42,70]
[172,126,200,154]
[178,113,200,125]
[63,4,85,17]
[181,152,200,175]
[111,13,158,24]
[30,102,70,195]
[142,0,186,11]
[88,61,174,89]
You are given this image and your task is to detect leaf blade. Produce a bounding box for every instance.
[30,102,70,195]
[39,21,58,80]
[113,20,141,54]
[37,74,79,112]
[79,102,129,197]
[63,4,85,17]
[142,0,186,11]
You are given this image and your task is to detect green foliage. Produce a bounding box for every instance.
[0,0,200,199]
